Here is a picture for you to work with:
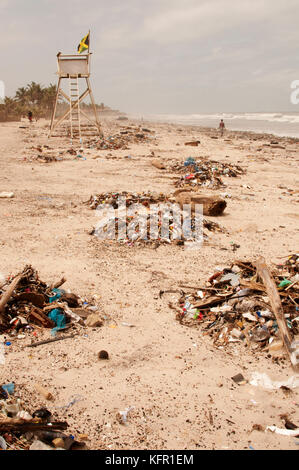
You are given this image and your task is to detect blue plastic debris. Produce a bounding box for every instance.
[1,383,15,395]
[49,288,64,303]
[48,308,66,335]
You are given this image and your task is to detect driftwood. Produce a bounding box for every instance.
[192,295,231,309]
[50,276,66,290]
[174,190,227,216]
[26,334,75,348]
[256,257,299,369]
[0,418,67,433]
[43,301,62,312]
[28,306,55,328]
[240,279,266,292]
[0,273,23,323]
[184,141,200,146]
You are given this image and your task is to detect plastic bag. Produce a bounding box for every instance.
[250,372,299,389]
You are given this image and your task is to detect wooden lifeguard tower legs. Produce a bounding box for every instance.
[48,53,103,139]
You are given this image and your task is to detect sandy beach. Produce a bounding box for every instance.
[0,115,298,450]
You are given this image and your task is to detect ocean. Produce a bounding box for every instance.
[134,112,299,139]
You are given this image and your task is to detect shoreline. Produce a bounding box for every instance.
[127,114,299,141]
[3,115,299,143]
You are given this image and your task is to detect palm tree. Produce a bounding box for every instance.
[15,87,28,106]
[0,97,18,121]
[26,82,43,107]
[41,84,57,116]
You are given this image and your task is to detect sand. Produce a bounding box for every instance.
[0,115,298,450]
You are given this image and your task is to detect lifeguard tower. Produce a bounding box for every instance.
[49,52,102,139]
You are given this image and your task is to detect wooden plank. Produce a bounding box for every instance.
[49,77,61,137]
[86,77,103,135]
[50,88,90,133]
[28,307,55,328]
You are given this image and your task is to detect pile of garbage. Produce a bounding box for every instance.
[86,191,223,247]
[23,145,82,163]
[0,383,85,450]
[167,254,298,351]
[0,265,104,335]
[86,190,168,210]
[85,127,156,151]
[170,157,245,189]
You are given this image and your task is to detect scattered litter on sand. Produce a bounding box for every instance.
[0,385,85,450]
[85,127,156,150]
[168,156,245,189]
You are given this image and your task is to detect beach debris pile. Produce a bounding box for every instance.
[170,156,245,189]
[22,145,80,163]
[86,190,168,210]
[85,127,156,151]
[86,191,224,247]
[0,265,104,336]
[166,254,298,355]
[0,383,85,450]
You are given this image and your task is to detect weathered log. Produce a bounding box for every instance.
[184,141,200,146]
[0,418,68,433]
[174,190,227,216]
[256,256,299,369]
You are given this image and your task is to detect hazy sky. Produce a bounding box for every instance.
[1,0,299,114]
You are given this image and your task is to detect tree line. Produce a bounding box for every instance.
[0,82,106,122]
[0,82,57,121]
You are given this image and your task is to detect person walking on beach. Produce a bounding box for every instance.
[28,110,33,123]
[219,119,225,136]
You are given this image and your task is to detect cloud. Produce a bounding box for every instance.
[1,0,299,113]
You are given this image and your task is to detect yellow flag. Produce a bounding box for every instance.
[77,32,89,54]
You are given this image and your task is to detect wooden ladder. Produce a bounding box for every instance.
[69,75,81,142]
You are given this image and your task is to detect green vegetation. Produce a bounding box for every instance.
[0,82,108,122]
[0,82,57,122]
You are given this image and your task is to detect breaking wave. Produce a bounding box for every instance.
[134,112,299,138]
